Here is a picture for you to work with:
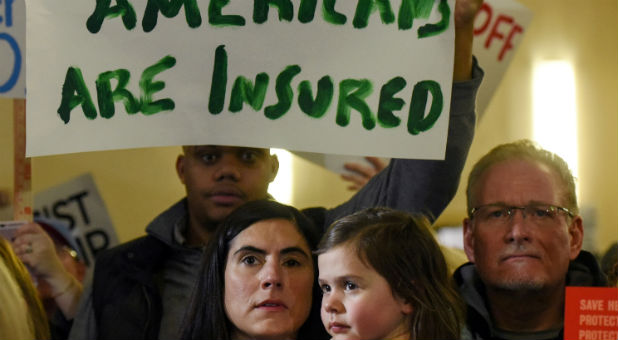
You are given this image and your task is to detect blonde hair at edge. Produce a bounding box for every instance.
[0,237,50,340]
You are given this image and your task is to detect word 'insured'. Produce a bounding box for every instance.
[57,46,443,136]
[87,0,450,36]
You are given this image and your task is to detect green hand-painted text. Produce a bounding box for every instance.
[57,56,176,123]
[86,0,448,34]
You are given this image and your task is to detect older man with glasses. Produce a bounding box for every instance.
[455,139,608,340]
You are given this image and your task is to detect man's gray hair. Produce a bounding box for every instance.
[466,139,578,215]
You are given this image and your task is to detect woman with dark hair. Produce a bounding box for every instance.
[180,199,328,340]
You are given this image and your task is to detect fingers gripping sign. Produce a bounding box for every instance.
[11,222,66,280]
[341,157,389,191]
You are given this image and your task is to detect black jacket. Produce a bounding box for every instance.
[93,235,169,339]
[454,251,608,340]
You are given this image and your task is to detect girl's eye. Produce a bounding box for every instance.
[320,284,331,294]
[344,281,358,291]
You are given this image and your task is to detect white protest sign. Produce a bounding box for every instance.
[26,0,456,160]
[295,0,532,174]
[33,173,119,267]
[473,0,532,114]
[0,0,25,98]
[293,150,390,177]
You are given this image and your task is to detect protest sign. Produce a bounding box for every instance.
[565,287,618,340]
[473,0,531,114]
[295,0,532,173]
[34,173,119,267]
[26,0,456,160]
[0,0,25,98]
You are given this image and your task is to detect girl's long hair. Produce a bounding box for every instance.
[316,207,465,339]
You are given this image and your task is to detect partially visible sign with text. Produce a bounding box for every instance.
[34,173,119,267]
[0,0,25,98]
[473,0,532,114]
[565,287,618,340]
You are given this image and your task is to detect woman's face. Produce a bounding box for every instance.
[224,218,314,340]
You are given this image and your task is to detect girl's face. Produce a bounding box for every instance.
[224,218,314,340]
[318,243,413,340]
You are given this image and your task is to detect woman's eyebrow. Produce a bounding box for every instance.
[233,245,265,256]
[232,246,309,259]
[280,247,310,259]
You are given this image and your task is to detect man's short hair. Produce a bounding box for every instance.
[466,139,578,215]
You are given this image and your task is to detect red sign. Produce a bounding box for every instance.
[565,287,618,340]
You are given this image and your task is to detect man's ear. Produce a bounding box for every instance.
[463,217,475,263]
[176,154,186,184]
[269,154,279,183]
[568,215,584,260]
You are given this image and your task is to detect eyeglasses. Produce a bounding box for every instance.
[469,203,574,227]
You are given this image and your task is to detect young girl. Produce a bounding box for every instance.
[316,207,464,340]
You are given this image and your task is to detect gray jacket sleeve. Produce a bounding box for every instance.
[323,59,484,228]
[67,271,98,340]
